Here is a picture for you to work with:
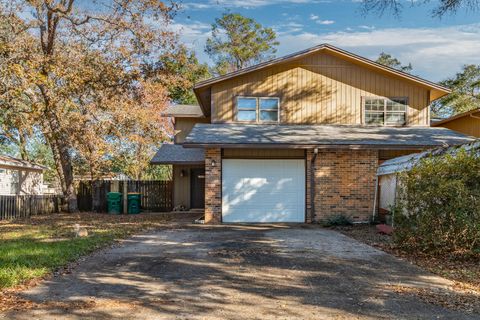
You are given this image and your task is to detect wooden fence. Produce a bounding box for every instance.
[77,180,173,213]
[0,195,63,221]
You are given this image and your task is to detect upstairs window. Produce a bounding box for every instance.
[364,97,407,126]
[236,97,279,123]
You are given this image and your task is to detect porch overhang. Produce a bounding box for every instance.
[151,144,205,165]
[183,124,475,150]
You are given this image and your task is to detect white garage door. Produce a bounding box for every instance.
[222,159,305,223]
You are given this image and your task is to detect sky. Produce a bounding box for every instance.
[171,0,480,82]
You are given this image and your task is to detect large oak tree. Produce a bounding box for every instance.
[0,1,178,211]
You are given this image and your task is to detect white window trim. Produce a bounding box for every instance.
[362,96,408,126]
[235,96,280,123]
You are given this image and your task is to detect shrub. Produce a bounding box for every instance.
[392,149,480,256]
[323,214,354,227]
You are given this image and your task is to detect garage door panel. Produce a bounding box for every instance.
[222,159,305,223]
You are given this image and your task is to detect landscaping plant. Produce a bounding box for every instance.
[392,149,480,256]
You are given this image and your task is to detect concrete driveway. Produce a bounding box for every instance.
[3,224,476,320]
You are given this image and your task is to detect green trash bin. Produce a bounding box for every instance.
[127,193,141,214]
[107,192,122,214]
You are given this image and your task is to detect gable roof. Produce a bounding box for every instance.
[162,104,204,118]
[194,44,451,115]
[0,155,47,171]
[431,108,480,126]
[183,124,473,149]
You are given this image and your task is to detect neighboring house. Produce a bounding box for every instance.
[0,155,47,195]
[432,108,480,137]
[152,44,474,224]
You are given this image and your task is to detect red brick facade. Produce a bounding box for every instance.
[313,149,378,222]
[204,148,378,224]
[205,148,222,223]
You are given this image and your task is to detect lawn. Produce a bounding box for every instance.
[0,212,181,290]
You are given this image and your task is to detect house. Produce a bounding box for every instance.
[432,108,480,137]
[152,44,474,224]
[0,155,47,195]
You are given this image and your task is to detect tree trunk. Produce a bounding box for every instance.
[42,116,78,213]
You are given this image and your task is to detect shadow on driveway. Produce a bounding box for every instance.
[3,224,477,320]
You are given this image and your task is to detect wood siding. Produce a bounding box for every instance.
[173,164,203,209]
[211,51,430,125]
[223,148,305,159]
[437,116,480,138]
[174,117,211,144]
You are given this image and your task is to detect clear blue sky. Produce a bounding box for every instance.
[172,0,480,82]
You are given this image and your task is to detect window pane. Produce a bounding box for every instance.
[365,111,384,125]
[237,97,257,110]
[386,98,407,111]
[237,110,256,121]
[386,112,406,125]
[260,110,278,122]
[259,98,279,110]
[365,98,384,111]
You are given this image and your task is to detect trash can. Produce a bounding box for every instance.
[107,192,122,214]
[127,193,141,214]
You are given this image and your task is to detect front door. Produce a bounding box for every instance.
[190,168,205,209]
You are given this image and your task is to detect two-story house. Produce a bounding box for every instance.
[152,44,473,224]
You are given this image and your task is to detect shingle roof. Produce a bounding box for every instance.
[183,124,475,149]
[150,144,205,164]
[378,139,480,175]
[162,104,204,117]
[0,155,47,171]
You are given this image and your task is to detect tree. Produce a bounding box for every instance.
[145,45,211,104]
[205,13,279,75]
[0,1,177,211]
[361,0,480,17]
[431,65,480,117]
[376,52,413,73]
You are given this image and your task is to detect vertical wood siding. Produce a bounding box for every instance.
[437,116,480,138]
[211,51,430,125]
[174,117,211,144]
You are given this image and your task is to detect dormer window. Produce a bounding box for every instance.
[236,96,279,123]
[363,97,407,126]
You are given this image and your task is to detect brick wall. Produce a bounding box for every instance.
[313,149,378,222]
[205,148,222,224]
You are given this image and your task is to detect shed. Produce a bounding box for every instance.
[375,140,480,219]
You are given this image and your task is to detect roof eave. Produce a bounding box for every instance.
[182,143,440,150]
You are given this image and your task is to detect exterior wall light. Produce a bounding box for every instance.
[211,160,216,167]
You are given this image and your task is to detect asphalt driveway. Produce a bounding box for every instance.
[3,224,477,320]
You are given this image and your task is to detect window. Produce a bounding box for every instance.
[364,97,407,126]
[236,97,279,123]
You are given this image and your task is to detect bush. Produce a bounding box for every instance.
[323,214,354,227]
[392,149,480,256]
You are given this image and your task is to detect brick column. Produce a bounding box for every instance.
[205,148,222,224]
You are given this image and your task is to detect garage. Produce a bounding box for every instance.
[222,159,305,223]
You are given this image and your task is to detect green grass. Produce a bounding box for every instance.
[0,213,174,289]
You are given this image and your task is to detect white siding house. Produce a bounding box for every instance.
[0,155,47,195]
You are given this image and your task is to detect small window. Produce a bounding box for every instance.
[236,96,279,123]
[364,97,407,126]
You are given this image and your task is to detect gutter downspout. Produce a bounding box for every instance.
[310,148,318,223]
[372,174,379,222]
